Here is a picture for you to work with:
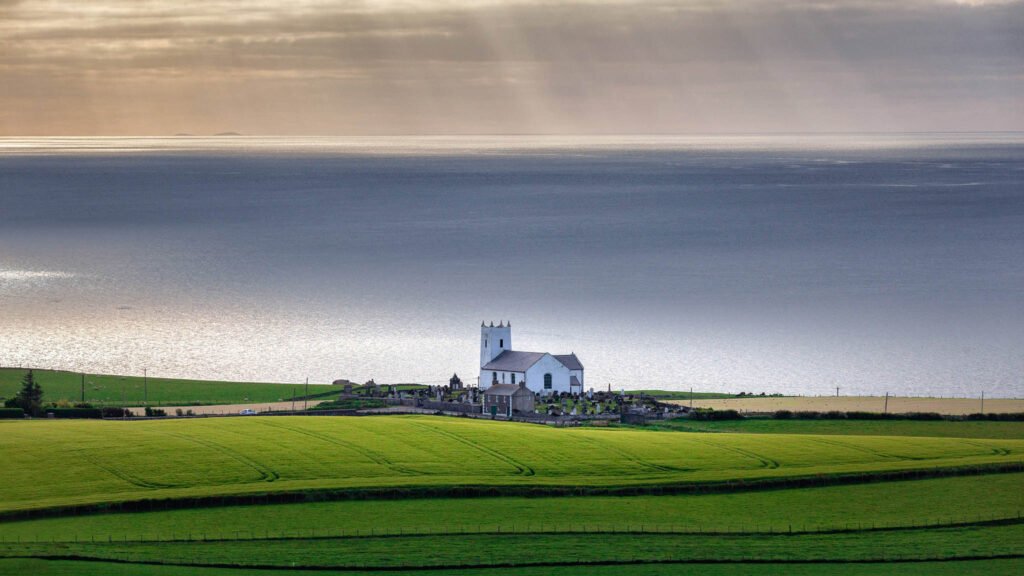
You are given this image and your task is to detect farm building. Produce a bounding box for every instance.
[482,381,535,417]
[479,321,584,396]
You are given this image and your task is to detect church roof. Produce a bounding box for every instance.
[554,353,584,371]
[485,383,530,396]
[483,350,584,372]
[570,375,582,387]
[482,351,545,372]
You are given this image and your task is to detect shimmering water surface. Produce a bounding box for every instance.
[1,135,1022,396]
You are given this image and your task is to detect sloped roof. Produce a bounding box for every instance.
[483,350,584,372]
[554,353,584,371]
[482,351,545,371]
[486,383,529,396]
[570,375,581,387]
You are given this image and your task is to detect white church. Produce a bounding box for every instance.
[479,321,584,396]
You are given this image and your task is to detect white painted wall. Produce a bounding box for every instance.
[480,323,512,367]
[525,354,571,396]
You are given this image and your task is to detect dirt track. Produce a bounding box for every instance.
[668,396,1024,415]
[127,400,324,416]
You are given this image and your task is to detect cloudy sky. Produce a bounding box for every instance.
[1,0,1021,135]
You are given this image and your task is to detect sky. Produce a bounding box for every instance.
[0,0,1022,135]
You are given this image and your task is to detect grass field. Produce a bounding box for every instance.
[2,415,1022,515]
[3,473,1020,541]
[5,558,1024,576]
[644,418,1024,439]
[0,368,334,406]
[1,415,1021,574]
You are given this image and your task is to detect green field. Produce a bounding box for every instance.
[1,415,1021,574]
[3,416,1022,515]
[5,559,1024,576]
[644,418,1024,439]
[0,368,334,406]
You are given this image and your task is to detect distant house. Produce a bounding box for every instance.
[479,321,583,396]
[482,382,535,417]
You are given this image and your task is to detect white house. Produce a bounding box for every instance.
[478,321,584,396]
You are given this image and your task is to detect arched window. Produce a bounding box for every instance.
[499,339,504,348]
[544,373,552,389]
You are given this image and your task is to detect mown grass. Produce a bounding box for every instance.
[2,416,1022,515]
[6,558,1024,576]
[3,473,1020,542]
[647,418,1024,439]
[5,524,1023,567]
[0,368,334,406]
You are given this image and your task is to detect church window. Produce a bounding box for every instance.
[544,373,552,389]
[499,339,504,348]
[492,372,497,383]
[511,373,516,384]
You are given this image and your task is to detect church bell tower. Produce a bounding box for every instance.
[480,321,512,367]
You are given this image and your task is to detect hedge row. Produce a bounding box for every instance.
[44,408,103,419]
[689,408,743,421]
[0,408,25,419]
[773,410,1024,422]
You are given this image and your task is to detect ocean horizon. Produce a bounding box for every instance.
[2,134,1022,397]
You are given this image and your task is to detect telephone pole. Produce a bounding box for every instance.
[981,391,985,415]
[143,368,148,406]
[883,392,889,414]
[304,377,309,411]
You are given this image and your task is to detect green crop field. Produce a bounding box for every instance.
[1,414,1021,575]
[645,418,1024,439]
[2,416,1022,515]
[0,368,335,406]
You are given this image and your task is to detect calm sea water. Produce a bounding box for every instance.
[1,135,1022,397]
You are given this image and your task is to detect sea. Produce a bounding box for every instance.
[1,134,1022,397]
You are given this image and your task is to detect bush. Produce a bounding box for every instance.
[822,411,847,420]
[902,412,943,421]
[690,408,744,421]
[101,407,130,418]
[794,411,820,420]
[175,408,184,416]
[0,408,24,419]
[773,410,793,420]
[845,411,890,420]
[965,412,1024,422]
[44,408,103,419]
[144,407,167,417]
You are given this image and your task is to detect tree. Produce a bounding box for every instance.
[15,370,44,416]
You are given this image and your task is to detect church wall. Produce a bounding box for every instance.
[525,354,571,396]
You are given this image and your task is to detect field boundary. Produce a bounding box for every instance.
[7,552,1024,572]
[2,461,1021,523]
[5,512,1022,545]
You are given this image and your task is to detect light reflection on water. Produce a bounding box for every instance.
[1,135,1022,397]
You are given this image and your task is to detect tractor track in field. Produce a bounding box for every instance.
[406,422,535,476]
[163,432,279,483]
[255,420,424,476]
[688,437,780,469]
[570,432,686,474]
[805,437,911,461]
[958,440,1011,457]
[86,460,177,490]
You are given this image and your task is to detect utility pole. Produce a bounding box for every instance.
[304,377,309,411]
[690,387,693,410]
[291,388,296,412]
[143,368,148,406]
[836,387,840,398]
[981,391,985,415]
[883,392,889,414]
